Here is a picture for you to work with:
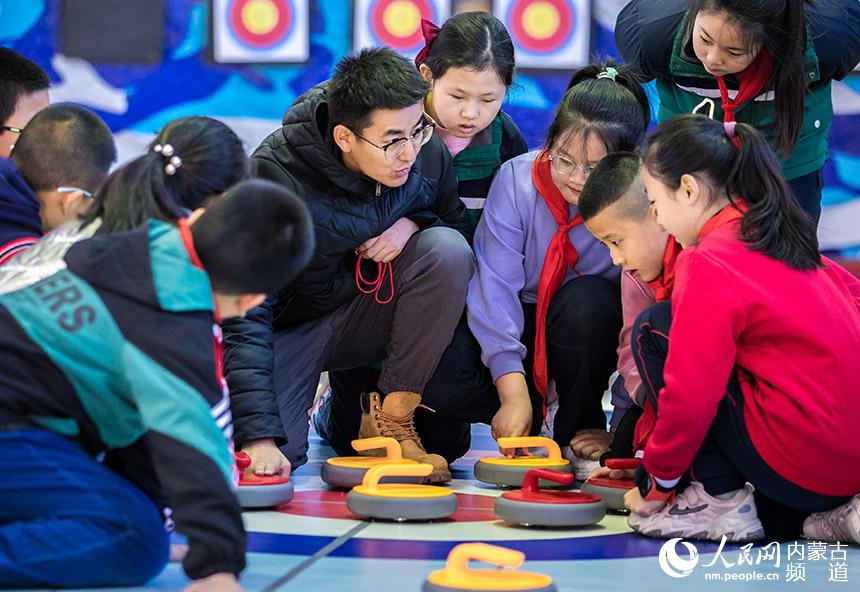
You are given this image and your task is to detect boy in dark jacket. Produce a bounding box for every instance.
[223,48,474,483]
[0,104,115,265]
[0,180,314,590]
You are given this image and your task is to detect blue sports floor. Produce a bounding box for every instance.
[25,424,860,592]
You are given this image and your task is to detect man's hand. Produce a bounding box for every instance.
[491,373,533,457]
[183,573,243,591]
[358,217,419,263]
[240,438,290,477]
[571,429,614,461]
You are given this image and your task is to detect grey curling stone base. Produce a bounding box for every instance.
[423,581,557,592]
[580,482,629,512]
[237,480,294,509]
[321,463,423,489]
[474,461,574,488]
[494,496,606,527]
[347,491,457,521]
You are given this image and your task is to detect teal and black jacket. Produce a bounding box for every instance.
[0,221,246,580]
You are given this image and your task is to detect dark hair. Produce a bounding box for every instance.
[688,0,806,155]
[642,114,820,270]
[545,61,650,155]
[0,48,50,126]
[328,47,429,132]
[191,179,315,295]
[11,103,116,192]
[418,11,515,87]
[579,152,647,222]
[82,116,248,233]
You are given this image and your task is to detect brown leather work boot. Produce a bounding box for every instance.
[358,391,451,483]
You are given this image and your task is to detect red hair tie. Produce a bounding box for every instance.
[414,18,441,69]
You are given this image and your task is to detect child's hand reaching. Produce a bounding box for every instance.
[357,217,419,263]
[240,438,291,477]
[183,573,243,592]
[586,465,636,481]
[570,428,614,460]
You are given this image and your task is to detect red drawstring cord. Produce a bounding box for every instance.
[355,255,395,304]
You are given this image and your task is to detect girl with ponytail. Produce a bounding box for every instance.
[624,114,860,545]
[615,0,860,224]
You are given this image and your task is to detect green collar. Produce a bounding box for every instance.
[452,114,503,182]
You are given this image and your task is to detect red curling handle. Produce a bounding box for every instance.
[605,458,642,470]
[521,468,574,493]
[235,451,251,472]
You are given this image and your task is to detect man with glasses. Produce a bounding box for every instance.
[0,49,50,160]
[223,47,473,483]
[1,103,115,266]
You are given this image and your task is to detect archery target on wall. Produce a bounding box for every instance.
[212,0,309,63]
[353,0,450,57]
[495,0,590,69]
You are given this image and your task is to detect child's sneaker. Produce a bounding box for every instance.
[561,445,600,481]
[803,494,860,544]
[628,481,764,542]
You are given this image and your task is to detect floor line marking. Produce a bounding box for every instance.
[260,521,370,591]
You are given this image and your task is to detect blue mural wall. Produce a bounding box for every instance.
[2,0,859,254]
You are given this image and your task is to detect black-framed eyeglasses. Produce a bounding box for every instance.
[0,126,23,134]
[548,153,596,178]
[351,113,436,161]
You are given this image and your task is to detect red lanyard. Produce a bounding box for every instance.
[355,256,395,304]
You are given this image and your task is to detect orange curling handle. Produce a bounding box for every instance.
[426,543,554,591]
[447,543,524,573]
[521,468,573,493]
[361,462,432,490]
[350,437,403,460]
[496,436,563,461]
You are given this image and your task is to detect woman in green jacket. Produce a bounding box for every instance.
[615,0,860,224]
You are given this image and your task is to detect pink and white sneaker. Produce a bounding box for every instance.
[803,494,860,545]
[628,481,765,542]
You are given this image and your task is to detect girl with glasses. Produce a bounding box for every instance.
[462,61,651,475]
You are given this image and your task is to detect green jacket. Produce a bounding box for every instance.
[616,0,860,180]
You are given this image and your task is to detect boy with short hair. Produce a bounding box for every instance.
[574,152,681,460]
[224,48,473,483]
[0,179,314,590]
[0,103,115,265]
[0,48,50,159]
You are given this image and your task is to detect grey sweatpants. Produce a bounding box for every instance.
[272,227,474,468]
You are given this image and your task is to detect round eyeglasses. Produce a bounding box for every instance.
[352,115,436,161]
[548,153,596,178]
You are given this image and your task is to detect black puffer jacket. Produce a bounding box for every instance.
[223,82,471,447]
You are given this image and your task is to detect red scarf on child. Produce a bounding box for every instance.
[644,238,683,302]
[715,50,774,148]
[531,152,584,410]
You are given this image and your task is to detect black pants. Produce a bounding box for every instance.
[632,301,849,538]
[327,275,621,462]
[788,168,823,226]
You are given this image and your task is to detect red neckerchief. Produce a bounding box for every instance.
[532,151,584,410]
[645,237,683,302]
[716,51,774,148]
[698,200,749,241]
